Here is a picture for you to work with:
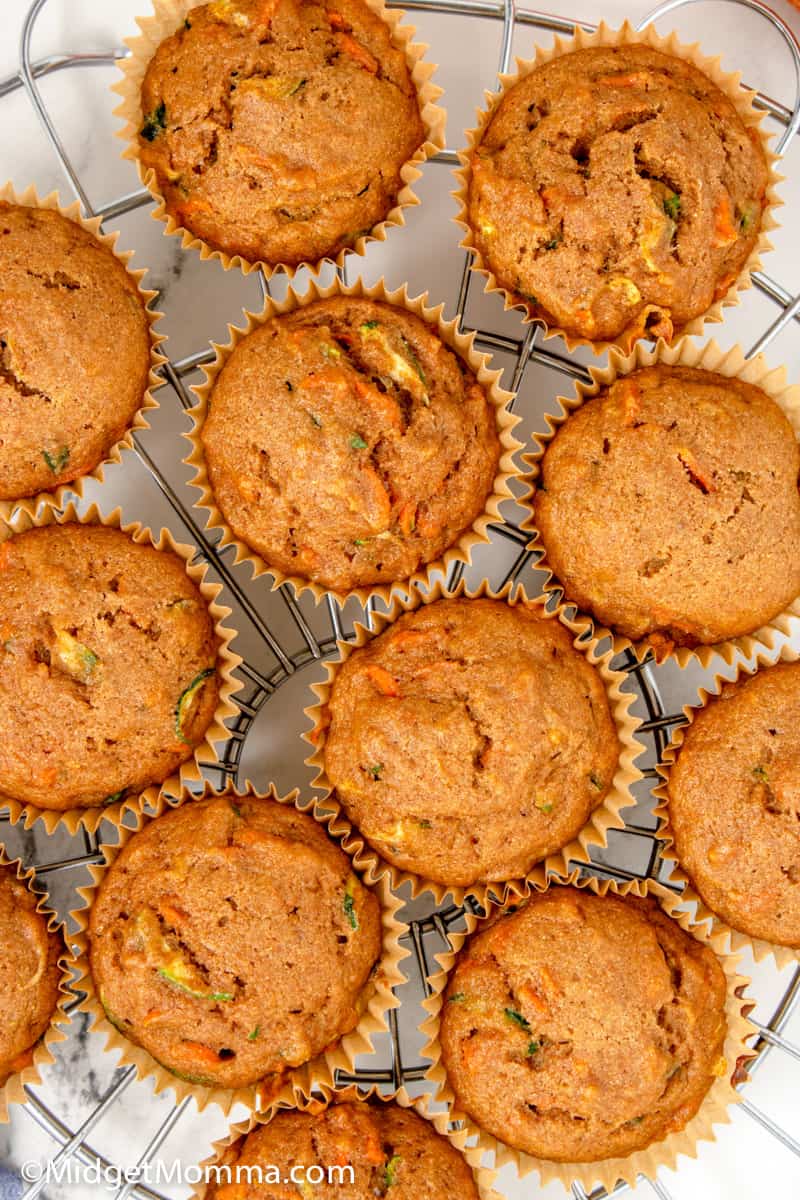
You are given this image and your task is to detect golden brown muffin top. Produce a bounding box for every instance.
[0,865,62,1086]
[440,887,728,1163]
[201,298,502,592]
[468,43,768,344]
[0,524,220,812]
[668,661,800,948]
[534,365,800,652]
[138,0,425,266]
[323,598,620,887]
[89,794,382,1090]
[0,203,151,501]
[207,1099,481,1198]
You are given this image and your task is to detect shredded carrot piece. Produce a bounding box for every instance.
[364,664,401,697]
[159,901,188,926]
[236,827,272,848]
[359,465,392,532]
[142,1008,166,1026]
[597,70,650,88]
[618,378,642,427]
[647,630,675,663]
[390,628,431,651]
[327,9,347,27]
[335,31,378,73]
[415,511,441,539]
[398,500,417,537]
[179,1041,224,1067]
[32,765,58,787]
[252,0,277,35]
[519,983,550,1014]
[353,378,403,432]
[677,448,716,494]
[713,271,737,301]
[0,543,14,569]
[540,185,582,210]
[176,196,214,222]
[712,193,738,247]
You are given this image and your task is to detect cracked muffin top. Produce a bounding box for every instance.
[0,865,62,1088]
[89,793,382,1091]
[467,43,769,346]
[667,662,800,949]
[321,598,620,887]
[0,524,220,812]
[137,0,426,266]
[439,886,729,1163]
[0,203,151,502]
[206,1098,482,1198]
[534,365,800,655]
[200,297,502,592]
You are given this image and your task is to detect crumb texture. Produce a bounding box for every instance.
[89,794,382,1090]
[440,887,728,1162]
[139,0,425,265]
[468,44,768,344]
[534,365,800,649]
[324,597,620,886]
[0,866,62,1087]
[0,524,220,811]
[0,204,150,500]
[201,297,501,591]
[206,1099,481,1197]
[668,661,800,948]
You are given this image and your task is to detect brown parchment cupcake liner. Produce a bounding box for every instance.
[453,19,782,355]
[112,0,445,278]
[183,274,523,608]
[191,1081,501,1200]
[653,637,800,970]
[522,335,800,668]
[0,500,242,836]
[0,182,166,520]
[419,867,756,1193]
[0,846,72,1124]
[303,577,644,909]
[69,782,408,1115]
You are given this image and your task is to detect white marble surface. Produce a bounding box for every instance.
[1,1,800,1198]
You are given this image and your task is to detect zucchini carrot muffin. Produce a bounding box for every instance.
[467,42,768,345]
[200,297,502,592]
[534,365,800,653]
[0,864,63,1088]
[0,523,220,812]
[322,597,620,887]
[0,202,151,501]
[206,1098,482,1197]
[666,662,800,949]
[137,0,426,267]
[439,886,728,1162]
[89,793,381,1089]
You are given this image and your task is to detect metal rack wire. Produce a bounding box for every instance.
[2,0,800,1196]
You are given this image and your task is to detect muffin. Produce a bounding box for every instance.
[137,0,426,267]
[534,365,800,653]
[0,202,151,501]
[0,523,220,812]
[321,597,621,887]
[0,864,62,1088]
[439,886,728,1163]
[200,297,502,592]
[466,42,768,345]
[206,1098,482,1198]
[89,793,381,1090]
[666,662,800,949]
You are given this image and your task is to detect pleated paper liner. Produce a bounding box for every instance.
[0,182,165,521]
[183,274,523,608]
[653,637,800,971]
[452,19,782,355]
[0,846,72,1124]
[303,576,644,910]
[419,867,756,1194]
[0,500,242,836]
[112,0,446,278]
[522,335,800,669]
[69,782,408,1115]
[191,1082,501,1200]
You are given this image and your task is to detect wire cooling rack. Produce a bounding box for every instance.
[2,0,800,1197]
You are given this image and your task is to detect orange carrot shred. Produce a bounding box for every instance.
[712,193,738,248]
[335,31,378,73]
[364,664,401,697]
